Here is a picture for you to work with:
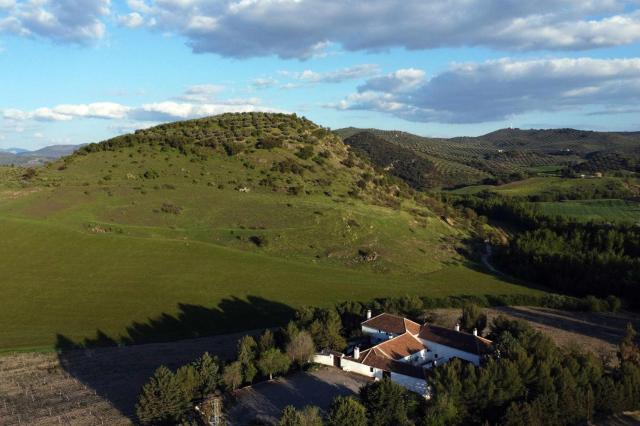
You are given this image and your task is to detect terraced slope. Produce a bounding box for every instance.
[0,113,538,351]
[335,127,640,188]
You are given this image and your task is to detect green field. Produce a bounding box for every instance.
[537,199,640,223]
[0,114,544,352]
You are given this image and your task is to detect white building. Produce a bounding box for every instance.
[315,311,492,398]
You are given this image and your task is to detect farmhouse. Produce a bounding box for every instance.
[314,311,492,398]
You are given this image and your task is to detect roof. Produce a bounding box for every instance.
[362,313,421,335]
[418,324,492,356]
[368,332,425,360]
[357,348,426,379]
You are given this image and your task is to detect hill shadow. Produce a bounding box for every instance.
[54,296,295,420]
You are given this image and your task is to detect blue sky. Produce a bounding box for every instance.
[1,0,640,149]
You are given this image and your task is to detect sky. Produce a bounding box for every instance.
[1,0,640,150]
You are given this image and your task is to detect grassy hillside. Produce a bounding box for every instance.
[0,113,540,351]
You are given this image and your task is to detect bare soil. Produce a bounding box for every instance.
[0,330,261,425]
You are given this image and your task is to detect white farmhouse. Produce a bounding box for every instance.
[314,311,492,398]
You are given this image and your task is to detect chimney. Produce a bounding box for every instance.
[354,346,360,360]
[366,309,372,320]
[473,328,478,336]
[455,323,460,332]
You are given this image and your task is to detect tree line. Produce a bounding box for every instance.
[449,192,640,305]
[136,301,638,425]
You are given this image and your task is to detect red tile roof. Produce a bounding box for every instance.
[358,348,426,379]
[418,324,492,355]
[362,313,421,335]
[372,332,425,360]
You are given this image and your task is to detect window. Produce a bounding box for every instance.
[370,367,374,373]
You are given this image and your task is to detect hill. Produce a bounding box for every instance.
[0,113,539,351]
[0,144,82,166]
[335,127,640,188]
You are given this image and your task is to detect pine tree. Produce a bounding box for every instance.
[237,335,258,383]
[136,365,190,425]
[327,396,367,426]
[360,377,411,426]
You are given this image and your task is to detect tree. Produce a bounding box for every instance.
[279,405,323,426]
[237,335,258,383]
[286,330,315,367]
[192,352,221,398]
[222,361,243,391]
[309,309,347,351]
[258,348,291,380]
[459,303,487,335]
[259,329,276,353]
[619,322,640,364]
[327,396,367,426]
[360,377,411,426]
[136,366,190,425]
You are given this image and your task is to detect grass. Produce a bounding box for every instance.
[0,114,545,352]
[0,216,540,352]
[536,199,640,223]
[489,177,623,196]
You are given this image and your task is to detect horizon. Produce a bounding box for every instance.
[1,1,640,150]
[5,119,640,152]
[5,120,640,152]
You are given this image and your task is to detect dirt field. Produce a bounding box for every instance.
[1,308,639,425]
[0,330,261,425]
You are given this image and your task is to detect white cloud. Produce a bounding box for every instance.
[4,102,130,121]
[0,0,110,44]
[333,57,640,123]
[291,64,379,83]
[251,77,278,89]
[122,0,640,59]
[173,84,225,103]
[118,12,144,28]
[2,94,282,124]
[130,100,281,121]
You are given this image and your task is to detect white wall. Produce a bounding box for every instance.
[341,358,382,379]
[419,339,480,365]
[312,353,334,367]
[390,372,431,398]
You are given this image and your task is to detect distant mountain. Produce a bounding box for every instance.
[335,127,640,188]
[0,147,31,155]
[0,144,82,166]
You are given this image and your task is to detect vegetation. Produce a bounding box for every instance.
[0,113,546,351]
[136,352,221,425]
[326,396,368,426]
[423,317,640,425]
[279,405,324,426]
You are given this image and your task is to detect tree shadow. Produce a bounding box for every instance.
[54,296,295,420]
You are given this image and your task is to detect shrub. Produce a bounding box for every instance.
[296,146,314,160]
[160,203,182,214]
